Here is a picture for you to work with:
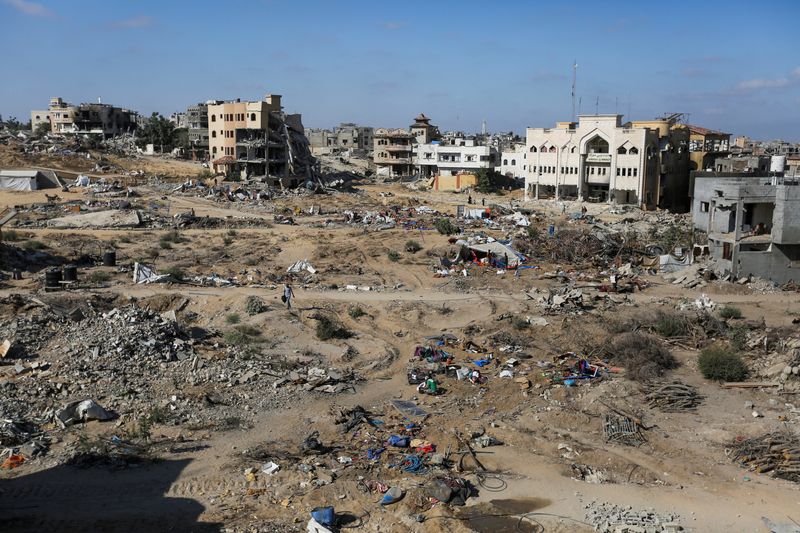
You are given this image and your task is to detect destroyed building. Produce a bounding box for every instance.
[687,124,731,171]
[207,94,315,186]
[186,102,211,161]
[306,123,374,155]
[692,174,800,284]
[30,97,138,138]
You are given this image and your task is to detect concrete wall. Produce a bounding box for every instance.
[773,185,800,244]
[738,244,800,284]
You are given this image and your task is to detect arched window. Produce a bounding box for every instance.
[211,115,216,122]
[629,147,639,155]
[511,159,516,165]
[548,146,556,153]
[503,159,508,165]
[571,146,577,153]
[540,145,547,152]
[212,146,217,154]
[530,146,537,152]
[250,113,256,121]
[212,131,216,138]
[617,146,627,154]
[587,136,609,154]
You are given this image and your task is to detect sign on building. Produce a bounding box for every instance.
[586,153,612,163]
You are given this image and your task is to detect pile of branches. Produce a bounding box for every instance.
[518,228,629,265]
[732,431,800,481]
[643,381,704,412]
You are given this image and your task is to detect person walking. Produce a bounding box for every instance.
[283,282,294,309]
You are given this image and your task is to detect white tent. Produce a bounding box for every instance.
[0,171,38,191]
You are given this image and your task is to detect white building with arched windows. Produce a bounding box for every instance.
[499,145,527,180]
[525,115,661,208]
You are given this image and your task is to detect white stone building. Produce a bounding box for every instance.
[499,145,527,179]
[415,137,498,178]
[525,115,660,206]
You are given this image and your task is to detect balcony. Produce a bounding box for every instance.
[375,156,411,165]
[385,144,412,152]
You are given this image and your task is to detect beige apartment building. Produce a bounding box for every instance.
[207,94,309,182]
[30,97,137,138]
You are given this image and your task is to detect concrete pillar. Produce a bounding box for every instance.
[731,200,744,279]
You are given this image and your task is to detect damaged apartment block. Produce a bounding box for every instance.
[207,94,316,188]
[692,174,800,284]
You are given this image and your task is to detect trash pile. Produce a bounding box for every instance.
[732,431,800,482]
[584,501,684,533]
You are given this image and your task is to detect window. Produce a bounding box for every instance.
[571,147,577,153]
[212,146,217,154]
[250,113,256,120]
[540,145,547,152]
[617,146,627,154]
[511,159,516,165]
[616,168,621,176]
[212,131,216,138]
[629,147,639,155]
[633,168,638,177]
[503,159,508,165]
[549,146,556,153]
[530,146,537,152]
[700,201,709,212]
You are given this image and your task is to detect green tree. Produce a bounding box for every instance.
[33,121,51,138]
[1,116,30,133]
[474,168,501,194]
[135,112,176,153]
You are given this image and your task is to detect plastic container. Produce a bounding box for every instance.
[310,506,335,526]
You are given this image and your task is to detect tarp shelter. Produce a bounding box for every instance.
[659,249,693,273]
[466,240,526,267]
[0,170,61,191]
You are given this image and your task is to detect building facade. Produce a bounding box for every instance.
[688,125,730,171]
[307,123,374,154]
[415,137,498,178]
[373,129,415,177]
[525,115,661,207]
[208,94,286,178]
[499,146,527,180]
[31,97,137,138]
[692,175,800,284]
[186,102,212,161]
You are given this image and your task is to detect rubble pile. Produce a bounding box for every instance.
[732,431,800,482]
[644,381,704,412]
[584,501,684,533]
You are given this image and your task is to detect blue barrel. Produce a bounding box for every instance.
[548,224,555,236]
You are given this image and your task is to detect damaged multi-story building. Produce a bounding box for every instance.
[692,174,800,284]
[306,123,374,155]
[373,114,440,178]
[30,97,138,138]
[186,102,212,161]
[207,94,315,187]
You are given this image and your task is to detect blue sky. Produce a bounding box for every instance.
[1,0,799,140]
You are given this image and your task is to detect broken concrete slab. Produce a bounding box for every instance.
[47,209,141,229]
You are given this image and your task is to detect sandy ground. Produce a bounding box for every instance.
[1,153,800,533]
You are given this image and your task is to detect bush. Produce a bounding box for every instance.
[387,250,400,262]
[227,229,237,237]
[222,236,233,246]
[698,345,748,381]
[225,313,241,324]
[161,230,187,244]
[405,240,422,253]
[316,315,352,341]
[2,229,21,242]
[118,235,132,244]
[159,240,172,250]
[653,311,689,338]
[245,295,268,315]
[434,218,458,236]
[719,305,743,320]
[89,271,111,283]
[224,324,262,346]
[348,306,367,320]
[607,332,678,381]
[727,323,749,351]
[161,266,185,280]
[22,240,47,251]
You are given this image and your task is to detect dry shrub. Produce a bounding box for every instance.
[607,332,678,381]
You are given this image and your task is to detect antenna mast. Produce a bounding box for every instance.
[571,61,578,121]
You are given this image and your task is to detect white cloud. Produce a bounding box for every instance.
[110,15,154,29]
[2,0,54,17]
[736,66,800,92]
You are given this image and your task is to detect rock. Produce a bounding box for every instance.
[752,410,763,418]
[744,401,754,409]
